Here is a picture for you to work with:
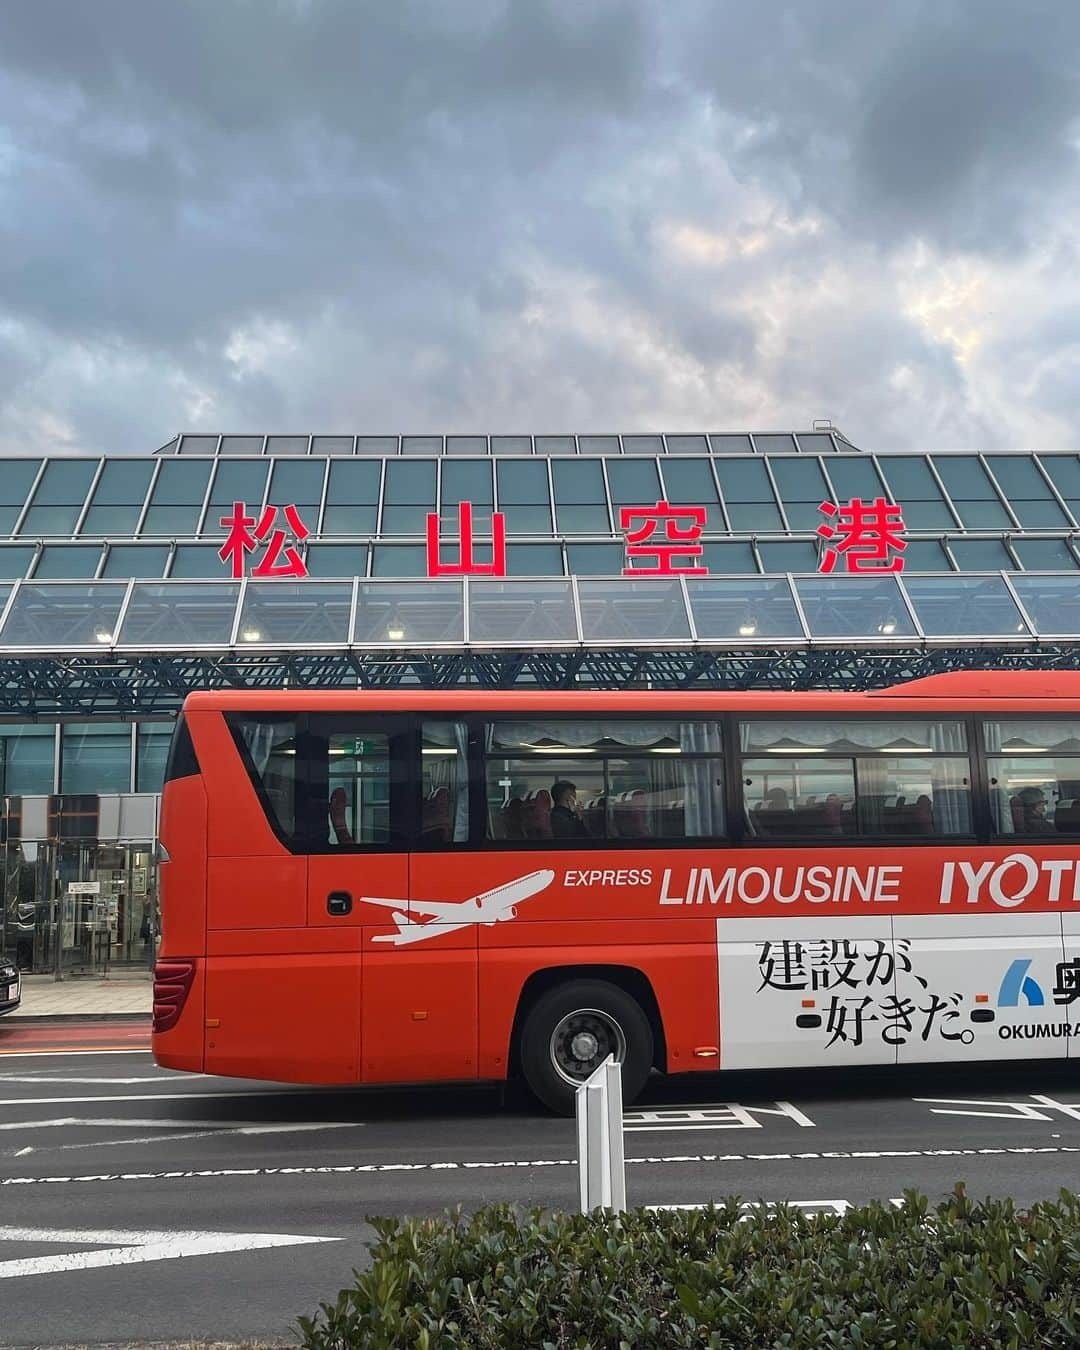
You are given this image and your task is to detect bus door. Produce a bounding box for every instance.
[304,715,410,1082]
[363,717,479,1084]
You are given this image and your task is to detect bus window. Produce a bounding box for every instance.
[740,718,970,838]
[420,720,469,844]
[484,719,725,842]
[227,714,298,842]
[985,718,1080,835]
[323,731,391,846]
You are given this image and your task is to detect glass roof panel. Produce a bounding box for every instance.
[497,460,549,504]
[577,578,691,641]
[665,435,709,455]
[898,499,956,529]
[1008,576,1080,636]
[553,460,605,503]
[384,460,436,504]
[491,436,532,455]
[622,435,663,455]
[79,504,143,537]
[402,436,442,456]
[699,541,758,573]
[370,545,427,577]
[578,436,620,455]
[219,436,264,455]
[950,500,1013,528]
[0,460,41,506]
[178,436,218,454]
[352,580,464,644]
[118,582,240,647]
[713,458,775,501]
[321,505,378,534]
[32,459,97,505]
[150,459,212,505]
[932,456,997,499]
[33,545,103,579]
[535,436,576,456]
[754,434,797,454]
[901,540,951,571]
[0,583,127,648]
[207,460,268,504]
[87,458,154,506]
[876,456,942,500]
[356,436,397,456]
[505,543,563,575]
[900,575,1029,637]
[170,545,226,579]
[794,576,916,638]
[660,459,719,503]
[949,539,1014,570]
[266,436,309,455]
[446,436,487,456]
[565,542,623,574]
[988,456,1053,498]
[268,459,324,503]
[101,545,170,579]
[758,540,820,572]
[327,460,380,503]
[1010,499,1071,527]
[0,547,36,579]
[140,504,202,537]
[304,543,368,577]
[469,580,577,643]
[828,457,885,501]
[18,505,81,536]
[1039,455,1080,498]
[606,458,660,503]
[687,577,802,639]
[442,460,493,504]
[768,457,829,501]
[709,434,752,454]
[237,581,352,646]
[1012,538,1078,571]
[310,436,352,455]
[796,434,835,453]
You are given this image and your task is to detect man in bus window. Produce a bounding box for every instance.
[1018,786,1055,833]
[551,780,588,838]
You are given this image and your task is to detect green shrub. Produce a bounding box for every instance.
[298,1187,1080,1348]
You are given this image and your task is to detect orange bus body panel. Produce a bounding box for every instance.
[153,676,1080,1090]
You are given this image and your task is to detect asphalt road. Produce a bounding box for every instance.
[2,1021,1080,1345]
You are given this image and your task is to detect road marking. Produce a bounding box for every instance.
[0,1050,148,1059]
[0,1119,359,1155]
[0,1089,310,1107]
[0,1074,188,1085]
[2,1143,1077,1188]
[915,1093,1080,1123]
[648,1200,852,1215]
[624,1102,815,1132]
[0,1226,340,1279]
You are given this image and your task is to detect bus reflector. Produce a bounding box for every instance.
[153,959,196,1034]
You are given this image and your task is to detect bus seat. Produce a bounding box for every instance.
[422,787,451,843]
[583,795,606,836]
[1009,796,1025,832]
[522,789,552,838]
[615,789,649,837]
[1056,799,1080,831]
[329,787,353,846]
[502,796,524,840]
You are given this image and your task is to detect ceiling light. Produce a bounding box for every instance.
[878,620,897,635]
[387,626,405,640]
[422,747,458,756]
[94,630,112,644]
[241,628,261,642]
[738,622,758,637]
[528,745,596,753]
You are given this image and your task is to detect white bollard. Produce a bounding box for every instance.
[576,1055,626,1213]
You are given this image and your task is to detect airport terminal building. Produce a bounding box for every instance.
[0,426,1078,976]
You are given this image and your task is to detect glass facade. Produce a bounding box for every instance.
[3,429,1080,974]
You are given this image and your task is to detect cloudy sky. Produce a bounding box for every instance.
[0,0,1078,455]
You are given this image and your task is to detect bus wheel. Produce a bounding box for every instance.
[519,979,654,1115]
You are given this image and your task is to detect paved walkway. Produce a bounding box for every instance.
[7,971,151,1019]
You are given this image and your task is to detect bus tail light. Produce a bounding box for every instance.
[153,958,196,1034]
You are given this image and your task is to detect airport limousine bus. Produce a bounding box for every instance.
[152,672,1080,1113]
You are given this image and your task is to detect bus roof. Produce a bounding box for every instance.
[183,671,1080,716]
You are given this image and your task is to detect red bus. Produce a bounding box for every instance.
[153,672,1080,1112]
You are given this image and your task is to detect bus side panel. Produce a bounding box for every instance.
[361,942,479,1083]
[153,756,208,1072]
[204,949,361,1082]
[477,918,719,1079]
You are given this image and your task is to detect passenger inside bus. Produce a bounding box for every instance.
[550,780,588,839]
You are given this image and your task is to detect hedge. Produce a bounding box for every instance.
[298,1188,1080,1348]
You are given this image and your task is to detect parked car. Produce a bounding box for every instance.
[0,960,21,1015]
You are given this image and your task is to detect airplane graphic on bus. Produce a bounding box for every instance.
[365,869,555,946]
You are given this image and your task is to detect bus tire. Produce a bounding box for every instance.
[518,979,654,1115]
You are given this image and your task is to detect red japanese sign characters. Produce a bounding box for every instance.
[619,500,707,576]
[817,497,907,574]
[218,502,311,578]
[426,501,507,577]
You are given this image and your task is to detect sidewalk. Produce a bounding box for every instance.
[6,970,152,1020]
